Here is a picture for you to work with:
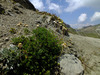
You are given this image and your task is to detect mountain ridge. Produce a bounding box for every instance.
[77,24,100,38]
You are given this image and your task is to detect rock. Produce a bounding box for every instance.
[9,44,15,48]
[45,25,48,28]
[7,44,16,50]
[35,15,46,24]
[0,35,3,38]
[3,33,7,36]
[69,48,78,57]
[13,0,36,11]
[35,20,42,24]
[60,25,63,30]
[68,45,73,48]
[12,6,23,14]
[46,16,52,24]
[14,3,23,8]
[5,37,9,41]
[62,28,69,36]
[54,23,59,28]
[6,11,14,16]
[0,43,3,47]
[0,4,5,14]
[56,29,61,34]
[58,54,84,75]
[13,7,19,11]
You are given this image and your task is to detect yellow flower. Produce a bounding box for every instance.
[62,42,67,48]
[17,22,22,26]
[24,24,28,27]
[23,50,27,54]
[37,24,39,27]
[25,55,28,59]
[18,43,23,49]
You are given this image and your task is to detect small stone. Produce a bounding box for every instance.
[14,3,23,8]
[54,24,59,28]
[13,7,19,10]
[53,21,57,23]
[7,12,14,16]
[10,44,15,48]
[5,37,9,41]
[0,35,3,37]
[62,29,69,36]
[0,43,3,46]
[56,29,61,34]
[35,21,42,24]
[68,45,73,48]
[0,63,3,68]
[60,25,63,30]
[3,33,7,36]
[45,25,48,28]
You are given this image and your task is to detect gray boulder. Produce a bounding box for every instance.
[58,54,84,75]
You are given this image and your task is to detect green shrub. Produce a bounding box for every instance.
[24,28,30,35]
[1,27,61,75]
[9,28,16,34]
[1,10,5,14]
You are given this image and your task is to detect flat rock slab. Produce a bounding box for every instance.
[58,54,84,75]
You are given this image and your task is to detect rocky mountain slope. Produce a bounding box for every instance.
[1,0,100,75]
[0,0,70,50]
[0,0,84,75]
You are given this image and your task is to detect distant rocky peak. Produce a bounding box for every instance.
[0,0,36,11]
[13,0,36,11]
